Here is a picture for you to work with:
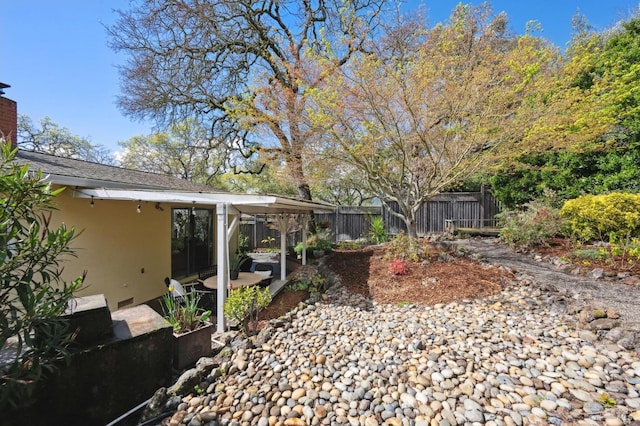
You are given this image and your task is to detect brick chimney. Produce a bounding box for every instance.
[0,83,18,148]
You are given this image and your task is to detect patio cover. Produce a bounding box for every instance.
[74,188,333,215]
[74,188,333,333]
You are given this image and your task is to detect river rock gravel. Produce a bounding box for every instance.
[158,275,640,426]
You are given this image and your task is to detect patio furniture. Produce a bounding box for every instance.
[197,265,218,282]
[164,277,215,311]
[201,272,263,290]
[253,263,274,287]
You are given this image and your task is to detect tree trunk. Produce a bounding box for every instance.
[289,151,317,233]
[404,216,418,238]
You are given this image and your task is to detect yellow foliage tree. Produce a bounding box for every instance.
[309,5,573,236]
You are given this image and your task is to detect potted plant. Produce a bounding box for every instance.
[229,252,250,280]
[161,288,213,369]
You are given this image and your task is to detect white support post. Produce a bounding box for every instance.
[277,214,288,281]
[227,214,239,240]
[216,203,229,334]
[302,215,308,266]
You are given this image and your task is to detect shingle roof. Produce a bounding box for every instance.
[14,149,225,193]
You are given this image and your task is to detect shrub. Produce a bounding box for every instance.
[0,143,85,409]
[289,272,326,293]
[224,286,272,335]
[388,259,408,275]
[560,193,640,242]
[498,197,564,250]
[368,216,387,244]
[384,231,429,262]
[337,241,362,250]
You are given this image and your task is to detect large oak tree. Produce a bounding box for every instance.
[108,0,385,202]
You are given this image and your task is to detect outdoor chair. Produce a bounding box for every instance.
[253,263,274,287]
[164,277,215,311]
[197,265,218,282]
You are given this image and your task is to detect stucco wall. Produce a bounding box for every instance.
[49,187,173,311]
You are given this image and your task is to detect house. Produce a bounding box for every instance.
[11,149,331,333]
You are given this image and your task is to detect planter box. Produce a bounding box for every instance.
[173,322,213,369]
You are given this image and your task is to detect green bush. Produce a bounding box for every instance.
[560,193,640,242]
[223,286,272,336]
[498,197,564,250]
[287,272,325,294]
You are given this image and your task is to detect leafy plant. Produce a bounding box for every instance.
[161,289,211,334]
[238,233,251,255]
[287,280,310,291]
[224,286,272,336]
[598,234,640,271]
[368,216,387,244]
[193,384,205,396]
[384,231,429,262]
[261,235,276,248]
[287,272,325,294]
[388,259,409,275]
[598,392,616,408]
[498,196,564,250]
[0,143,85,410]
[229,252,250,272]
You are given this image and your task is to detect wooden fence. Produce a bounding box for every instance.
[240,190,500,247]
[384,190,501,235]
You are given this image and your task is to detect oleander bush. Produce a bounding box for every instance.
[560,193,640,242]
[0,143,85,410]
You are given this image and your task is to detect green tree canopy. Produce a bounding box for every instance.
[489,13,640,208]
[18,115,114,164]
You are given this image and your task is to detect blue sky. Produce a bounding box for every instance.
[2,1,639,155]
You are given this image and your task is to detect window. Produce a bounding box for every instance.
[171,207,214,278]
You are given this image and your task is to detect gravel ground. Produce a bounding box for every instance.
[451,238,640,336]
[144,244,640,426]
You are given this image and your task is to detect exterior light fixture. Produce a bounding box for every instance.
[90,196,94,207]
[137,201,141,213]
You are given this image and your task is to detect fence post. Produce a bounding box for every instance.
[480,185,485,229]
